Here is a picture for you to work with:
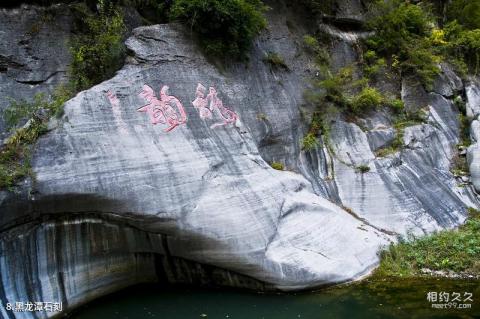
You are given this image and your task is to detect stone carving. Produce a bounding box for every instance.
[138,84,187,132]
[106,90,119,107]
[106,90,128,134]
[192,83,238,128]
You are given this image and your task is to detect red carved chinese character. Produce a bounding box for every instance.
[192,83,238,129]
[138,84,187,132]
[192,83,212,119]
[106,90,128,135]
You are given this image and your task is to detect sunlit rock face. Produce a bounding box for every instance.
[467,77,480,193]
[0,1,479,318]
[0,22,391,309]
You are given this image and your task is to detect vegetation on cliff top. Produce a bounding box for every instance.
[70,0,126,91]
[170,0,267,59]
[366,0,480,83]
[365,0,441,88]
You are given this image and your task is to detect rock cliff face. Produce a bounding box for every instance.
[0,1,479,318]
[0,4,72,140]
[467,77,480,193]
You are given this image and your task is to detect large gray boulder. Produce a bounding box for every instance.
[432,63,463,97]
[0,22,392,318]
[328,93,474,236]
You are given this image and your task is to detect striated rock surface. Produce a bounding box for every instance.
[0,1,479,318]
[467,77,480,192]
[466,77,480,119]
[0,4,72,139]
[0,19,392,319]
[468,142,480,192]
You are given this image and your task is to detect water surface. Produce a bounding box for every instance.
[71,279,480,319]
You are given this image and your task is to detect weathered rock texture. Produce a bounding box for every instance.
[467,77,480,192]
[0,1,479,318]
[0,4,72,140]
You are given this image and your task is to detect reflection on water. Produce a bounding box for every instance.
[71,278,480,319]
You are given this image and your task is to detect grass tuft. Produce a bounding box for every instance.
[374,208,480,278]
[270,162,284,170]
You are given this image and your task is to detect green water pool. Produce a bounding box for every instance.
[71,278,480,319]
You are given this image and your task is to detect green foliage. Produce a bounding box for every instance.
[393,110,426,129]
[447,0,480,30]
[0,141,32,191]
[350,87,384,114]
[366,0,441,87]
[307,62,399,116]
[374,208,480,278]
[444,21,480,74]
[170,0,267,59]
[0,119,47,189]
[70,0,126,91]
[120,0,171,24]
[263,52,289,70]
[296,0,336,16]
[4,94,48,131]
[366,1,432,54]
[458,113,472,147]
[300,111,330,153]
[375,110,426,157]
[366,0,480,78]
[0,87,73,190]
[301,132,318,150]
[4,88,71,131]
[313,66,353,111]
[364,50,378,64]
[388,98,404,113]
[363,57,386,78]
[303,35,329,66]
[1,0,123,190]
[303,35,319,49]
[453,93,471,157]
[402,41,442,88]
[49,86,72,117]
[356,165,370,173]
[256,113,267,121]
[375,146,397,158]
[270,162,284,170]
[451,153,469,176]
[305,61,403,127]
